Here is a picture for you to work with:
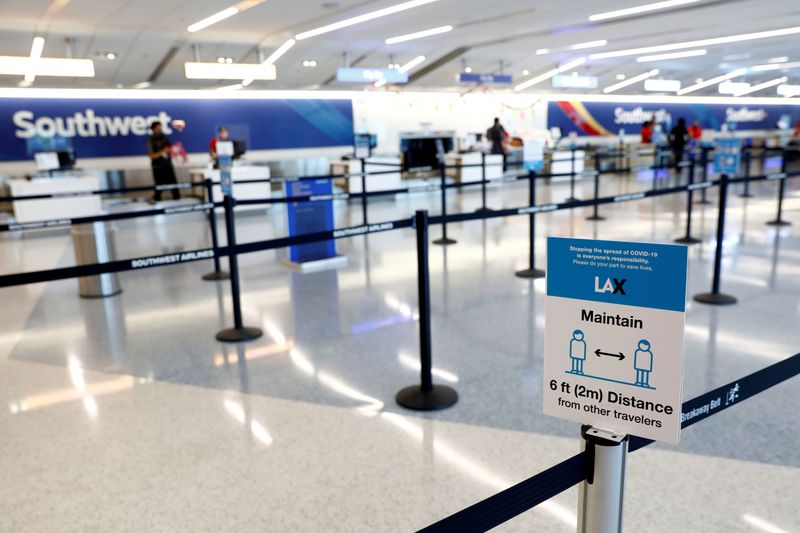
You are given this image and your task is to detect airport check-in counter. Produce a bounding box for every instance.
[331,157,403,193]
[545,149,586,177]
[445,152,504,182]
[195,165,271,206]
[9,175,102,223]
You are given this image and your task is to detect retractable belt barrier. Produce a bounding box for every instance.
[0,181,203,203]
[419,352,800,533]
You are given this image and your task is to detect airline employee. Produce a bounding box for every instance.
[146,121,179,202]
[209,125,230,167]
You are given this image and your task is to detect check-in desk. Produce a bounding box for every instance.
[197,165,271,206]
[445,152,504,182]
[10,176,102,223]
[331,157,403,193]
[546,149,585,178]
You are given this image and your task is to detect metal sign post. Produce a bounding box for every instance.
[578,426,628,533]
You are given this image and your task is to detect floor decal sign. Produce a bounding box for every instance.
[543,237,688,443]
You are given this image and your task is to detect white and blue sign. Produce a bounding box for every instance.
[285,179,337,264]
[0,97,354,162]
[458,73,513,84]
[713,138,743,175]
[337,68,408,84]
[217,141,234,197]
[543,237,687,444]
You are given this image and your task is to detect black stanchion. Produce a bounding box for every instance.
[652,147,660,192]
[515,171,546,279]
[767,150,791,227]
[396,210,458,410]
[475,152,493,213]
[566,146,578,202]
[216,194,264,342]
[675,152,701,245]
[697,147,712,205]
[433,162,457,245]
[739,149,754,198]
[586,152,605,221]
[202,178,230,281]
[360,158,369,225]
[694,174,737,306]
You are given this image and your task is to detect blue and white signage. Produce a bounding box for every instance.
[458,73,513,84]
[543,237,688,444]
[336,68,408,84]
[217,141,234,197]
[0,97,354,162]
[285,179,337,264]
[713,138,742,175]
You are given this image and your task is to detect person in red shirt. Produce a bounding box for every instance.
[688,120,703,141]
[640,120,653,144]
[209,125,230,166]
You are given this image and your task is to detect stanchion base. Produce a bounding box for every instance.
[565,197,579,203]
[693,292,737,305]
[215,326,263,343]
[202,271,230,281]
[696,199,712,205]
[396,384,458,411]
[738,193,755,199]
[766,219,791,227]
[674,236,702,245]
[586,215,606,221]
[515,268,546,279]
[433,237,457,246]
[474,207,494,213]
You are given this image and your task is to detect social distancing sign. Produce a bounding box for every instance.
[543,237,688,444]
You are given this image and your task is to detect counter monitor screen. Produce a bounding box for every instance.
[401,137,454,171]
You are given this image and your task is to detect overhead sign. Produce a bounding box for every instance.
[548,100,800,136]
[552,75,598,89]
[543,237,688,444]
[0,97,354,162]
[458,73,513,84]
[337,68,408,84]
[713,138,742,174]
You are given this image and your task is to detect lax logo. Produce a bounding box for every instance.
[594,276,627,295]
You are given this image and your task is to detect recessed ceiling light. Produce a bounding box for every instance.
[589,0,702,22]
[535,49,549,55]
[105,52,117,60]
[464,66,472,73]
[302,60,317,67]
[296,0,440,40]
[522,69,530,75]
[590,26,800,60]
[616,74,626,80]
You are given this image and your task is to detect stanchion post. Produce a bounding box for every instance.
[360,157,369,225]
[475,152,493,213]
[697,147,712,205]
[693,173,737,305]
[433,162,457,245]
[766,149,791,227]
[215,145,263,343]
[674,151,701,245]
[396,210,458,410]
[516,171,545,279]
[586,152,605,221]
[202,178,230,281]
[739,149,753,198]
[567,146,578,202]
[577,426,628,533]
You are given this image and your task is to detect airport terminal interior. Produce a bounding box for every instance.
[2,1,800,532]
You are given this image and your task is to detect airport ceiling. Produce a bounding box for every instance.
[1,0,799,96]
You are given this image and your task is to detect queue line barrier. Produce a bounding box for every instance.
[418,351,800,532]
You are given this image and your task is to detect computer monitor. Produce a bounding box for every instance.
[57,150,76,170]
[232,139,247,159]
[400,137,454,170]
[34,150,76,171]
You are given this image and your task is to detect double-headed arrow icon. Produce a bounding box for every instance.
[595,348,625,360]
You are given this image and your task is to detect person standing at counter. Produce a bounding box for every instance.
[486,118,507,156]
[146,121,179,202]
[669,118,689,165]
[640,120,653,144]
[209,125,230,168]
[688,120,703,142]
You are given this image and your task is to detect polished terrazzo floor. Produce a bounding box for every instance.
[1,167,799,532]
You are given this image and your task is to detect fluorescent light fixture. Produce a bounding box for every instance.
[616,74,626,80]
[749,61,800,72]
[398,55,426,73]
[637,48,707,62]
[241,38,295,86]
[0,56,95,78]
[373,78,388,88]
[591,26,800,60]
[514,57,587,92]
[187,7,239,32]
[184,62,276,80]
[733,76,788,96]
[603,69,659,93]
[768,56,789,64]
[385,25,452,44]
[676,68,747,95]
[132,81,151,89]
[718,81,750,94]
[644,78,681,92]
[569,39,608,50]
[24,37,45,82]
[589,0,702,21]
[742,514,791,533]
[778,84,800,97]
[535,49,549,55]
[295,0,439,40]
